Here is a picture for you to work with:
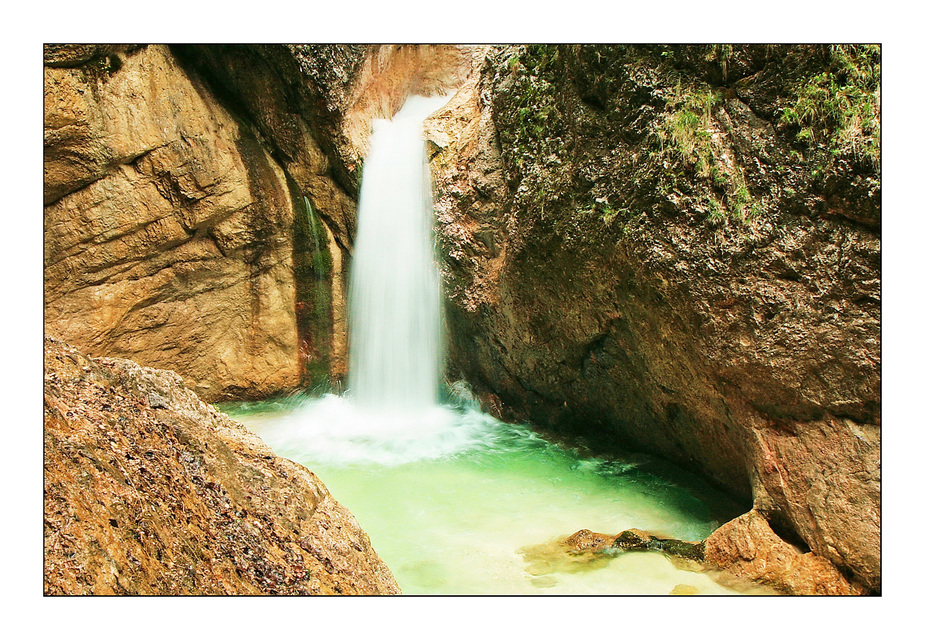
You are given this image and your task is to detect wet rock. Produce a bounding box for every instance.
[564,528,705,562]
[703,509,866,595]
[559,521,862,595]
[564,528,617,553]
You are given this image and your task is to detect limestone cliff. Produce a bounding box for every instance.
[429,44,880,592]
[43,336,399,595]
[169,44,369,384]
[43,44,475,398]
[44,44,307,401]
[166,44,472,385]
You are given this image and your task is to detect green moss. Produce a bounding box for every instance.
[709,44,734,80]
[731,185,752,222]
[706,197,725,225]
[659,85,721,179]
[521,44,562,72]
[496,45,573,229]
[655,80,761,228]
[780,44,880,169]
[292,194,334,387]
[302,359,331,390]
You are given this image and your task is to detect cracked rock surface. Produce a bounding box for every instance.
[44,44,302,401]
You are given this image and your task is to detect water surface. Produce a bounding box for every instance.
[223,393,749,595]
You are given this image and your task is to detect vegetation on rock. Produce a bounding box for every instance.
[293,194,336,388]
[780,45,881,171]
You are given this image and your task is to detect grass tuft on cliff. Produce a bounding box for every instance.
[780,44,880,169]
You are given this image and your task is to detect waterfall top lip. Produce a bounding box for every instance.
[372,93,455,129]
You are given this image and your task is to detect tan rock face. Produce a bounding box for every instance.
[426,46,511,319]
[704,510,865,595]
[44,45,300,401]
[343,45,479,163]
[43,337,400,595]
[171,44,364,251]
[170,44,370,386]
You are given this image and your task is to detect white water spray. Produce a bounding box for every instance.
[348,94,451,410]
[265,93,485,467]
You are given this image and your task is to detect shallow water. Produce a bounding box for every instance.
[222,393,751,595]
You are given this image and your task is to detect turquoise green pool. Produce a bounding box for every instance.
[221,393,750,595]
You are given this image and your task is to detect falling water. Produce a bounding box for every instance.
[348,94,451,410]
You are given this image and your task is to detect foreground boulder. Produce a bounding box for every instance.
[43,337,399,595]
[561,515,866,595]
[703,509,866,595]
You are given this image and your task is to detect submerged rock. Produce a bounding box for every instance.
[43,336,400,595]
[564,528,705,562]
[564,528,618,553]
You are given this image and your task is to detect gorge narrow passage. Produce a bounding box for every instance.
[223,93,756,595]
[40,43,882,599]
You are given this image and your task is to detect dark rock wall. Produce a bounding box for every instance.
[432,44,880,591]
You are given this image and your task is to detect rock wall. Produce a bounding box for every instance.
[155,44,474,386]
[430,45,880,591]
[43,43,480,398]
[703,509,866,595]
[43,43,881,593]
[44,44,305,401]
[43,336,400,595]
[169,44,368,384]
[44,338,399,595]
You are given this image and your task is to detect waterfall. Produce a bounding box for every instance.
[347,94,451,411]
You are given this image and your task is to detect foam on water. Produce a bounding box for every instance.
[238,394,509,467]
